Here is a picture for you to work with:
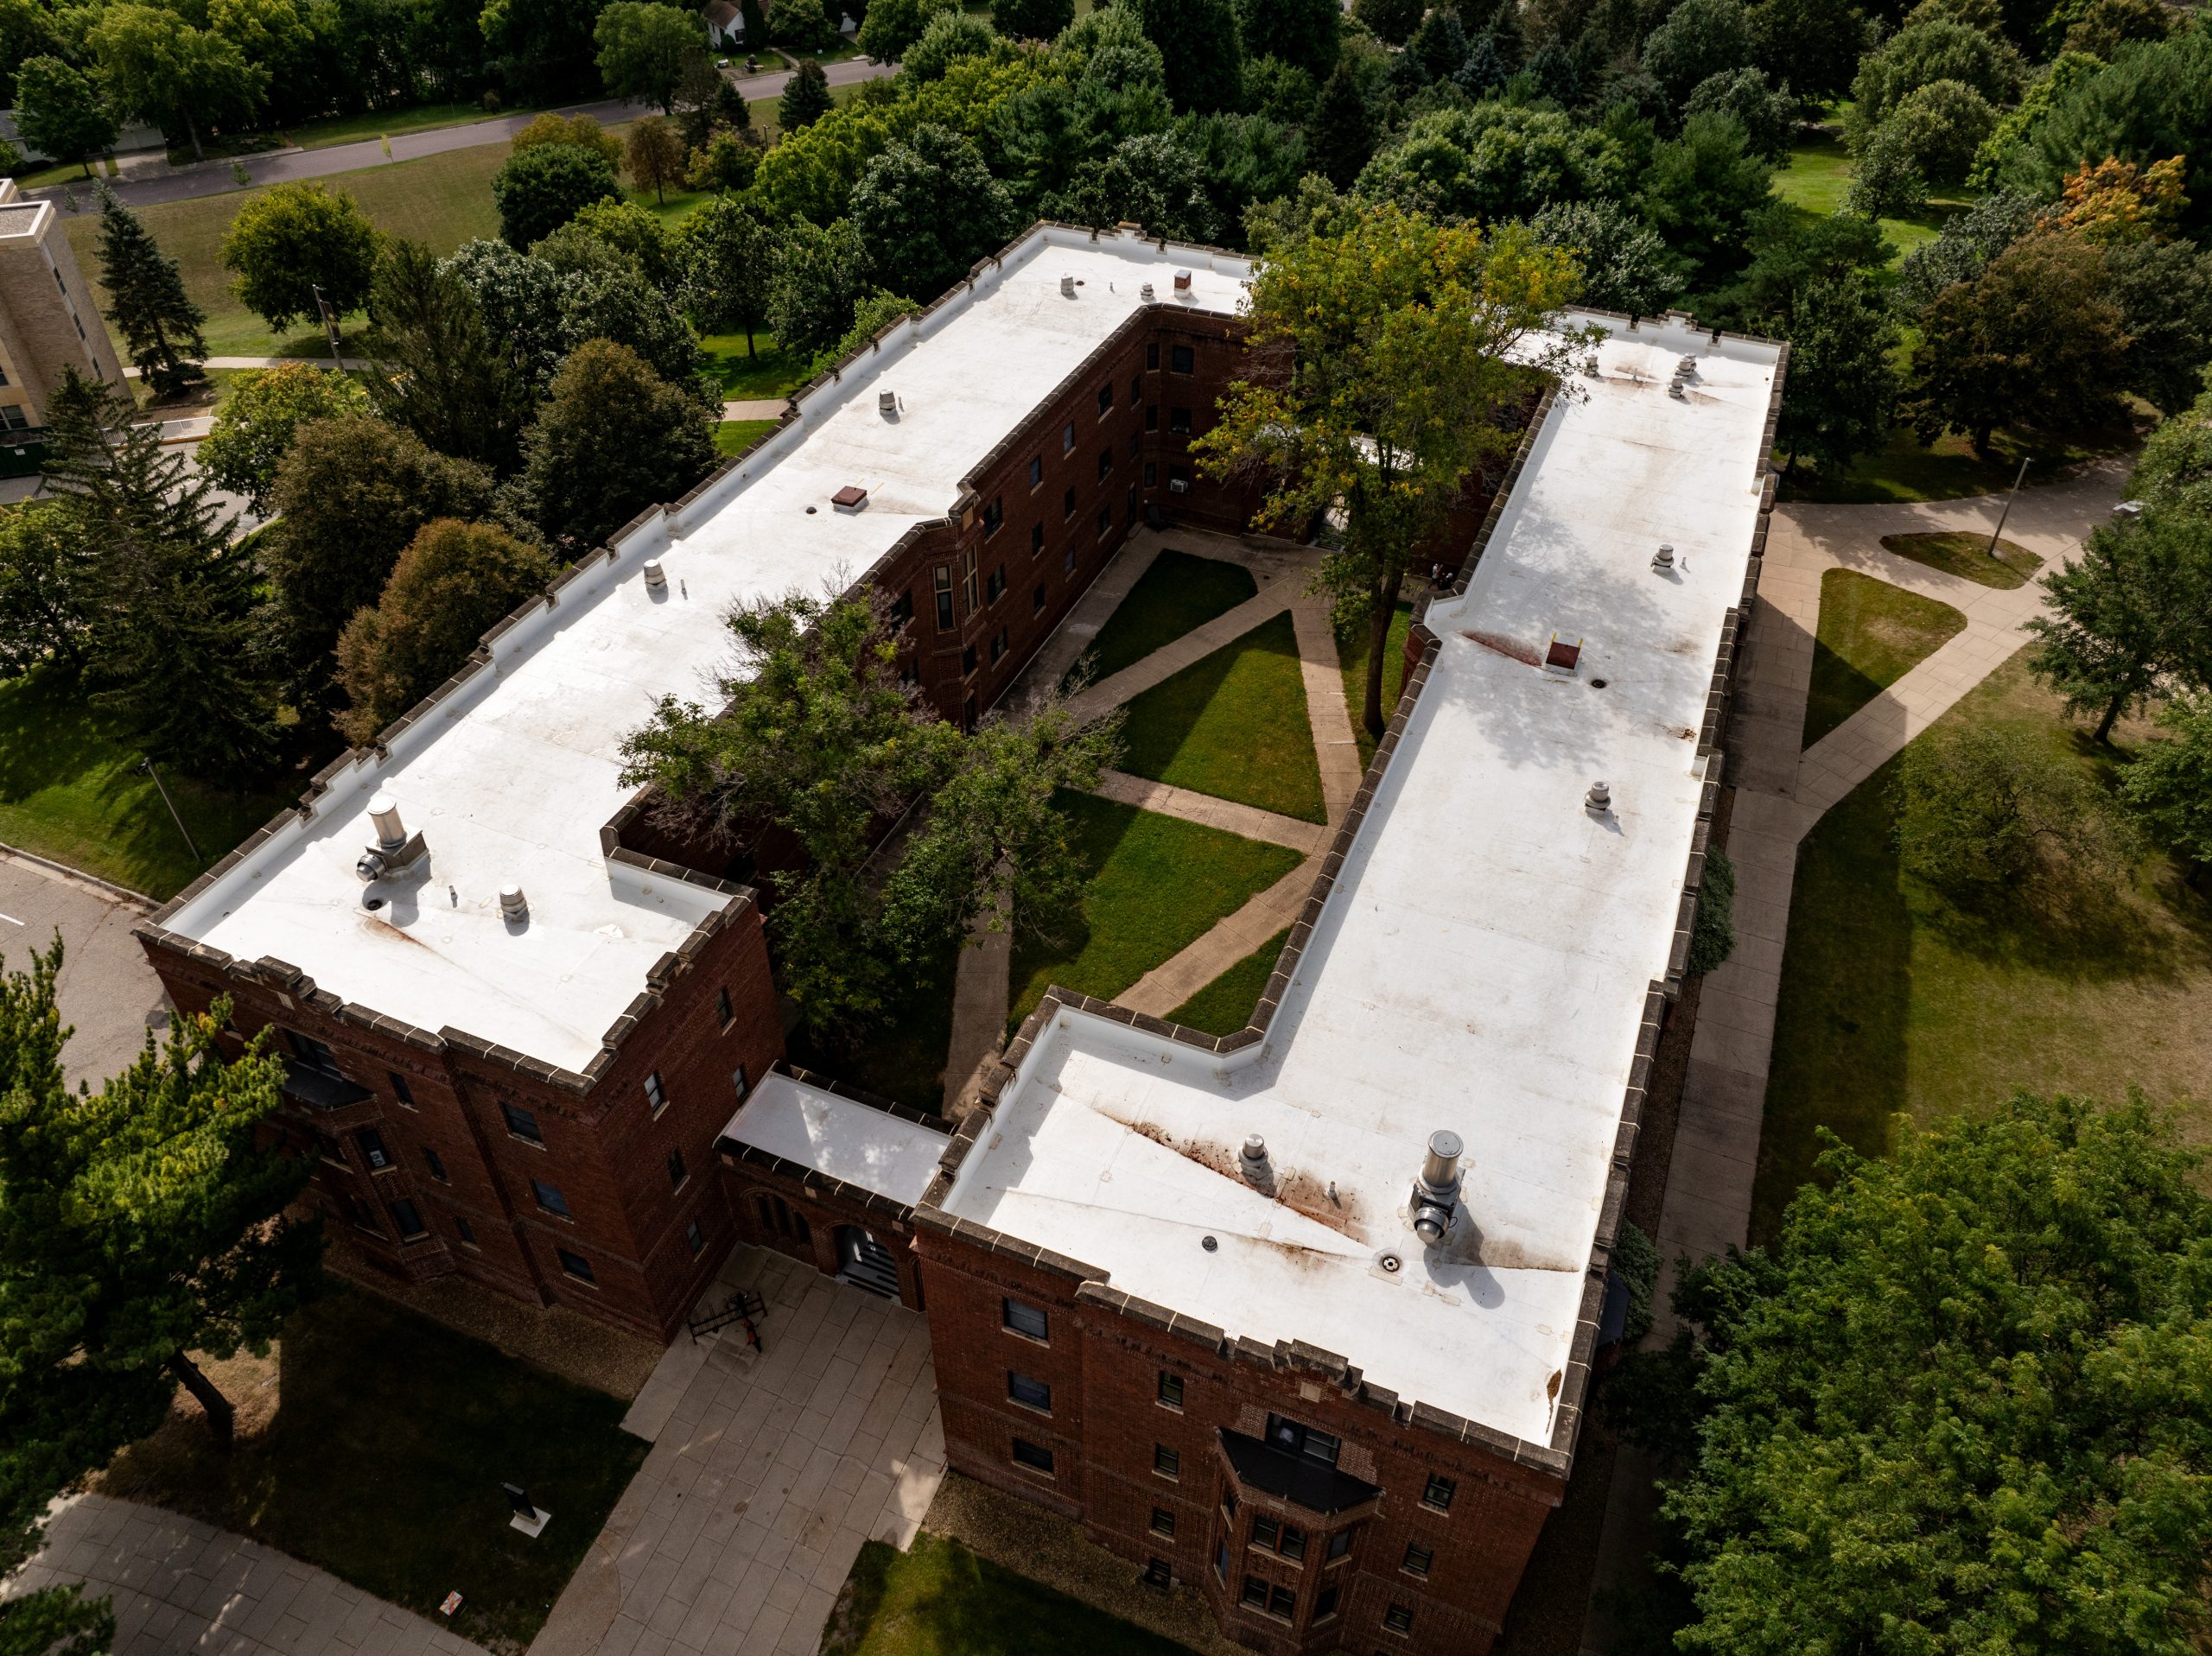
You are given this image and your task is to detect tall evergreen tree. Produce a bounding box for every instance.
[779,58,832,130]
[41,371,279,779]
[93,187,207,397]
[1123,0,1243,112]
[1312,65,1378,187]
[363,239,530,473]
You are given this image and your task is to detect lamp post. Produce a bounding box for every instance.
[312,282,344,363]
[140,758,200,864]
[1985,457,2030,563]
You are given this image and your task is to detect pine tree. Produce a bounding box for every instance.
[779,58,832,130]
[92,187,207,398]
[1313,66,1377,187]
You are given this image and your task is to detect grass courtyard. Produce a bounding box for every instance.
[96,1285,646,1653]
[1338,601,1414,772]
[1076,549,1256,684]
[1008,793,1302,1027]
[1878,530,2042,588]
[1117,612,1326,824]
[1755,652,2212,1240]
[1166,927,1291,1037]
[1802,569,1965,747]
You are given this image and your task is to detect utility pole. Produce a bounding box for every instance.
[1986,457,2030,563]
[313,282,344,364]
[140,758,201,864]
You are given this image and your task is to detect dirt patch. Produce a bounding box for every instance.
[1115,1117,1367,1243]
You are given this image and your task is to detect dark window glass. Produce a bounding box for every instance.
[389,1198,426,1238]
[318,1133,346,1164]
[503,1103,541,1143]
[1061,422,1075,453]
[1253,1516,1279,1550]
[1012,1437,1054,1473]
[1314,1585,1339,1621]
[1130,376,1141,403]
[1096,505,1111,539]
[557,1247,594,1282]
[666,1147,687,1188]
[532,1178,570,1218]
[1096,447,1111,480]
[795,1209,811,1244]
[1144,460,1158,486]
[1030,523,1044,555]
[1002,1298,1049,1340]
[389,1070,414,1105]
[982,495,1003,536]
[1268,1584,1295,1619]
[423,1148,448,1182]
[1146,343,1160,369]
[1154,1443,1179,1478]
[1170,344,1194,373]
[961,644,978,676]
[1007,1371,1052,1412]
[890,588,913,629]
[1033,582,1046,613]
[1265,1413,1340,1466]
[1028,456,1043,486]
[1158,1371,1184,1408]
[986,564,1006,603]
[1144,1558,1170,1588]
[355,1128,391,1170]
[732,1066,750,1102]
[1096,384,1112,414]
[1145,403,1159,431]
[644,1071,666,1113]
[1170,406,1192,434]
[716,987,733,1026]
[289,1030,340,1073]
[1384,1603,1414,1634]
[1422,1473,1456,1511]
[934,566,955,630]
[1402,1543,1432,1577]
[1214,1539,1227,1583]
[1221,1488,1238,1521]
[1062,486,1076,520]
[1128,431,1141,459]
[1150,1507,1174,1537]
[1241,1577,1268,1610]
[1064,545,1076,576]
[687,1217,705,1253]
[456,1216,476,1244]
[1281,1526,1306,1562]
[1326,1528,1352,1561]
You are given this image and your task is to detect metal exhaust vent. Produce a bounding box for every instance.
[1410,1131,1463,1244]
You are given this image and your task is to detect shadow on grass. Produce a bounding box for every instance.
[1067,548,1256,687]
[1801,570,1966,748]
[1117,611,1325,824]
[1779,418,2140,506]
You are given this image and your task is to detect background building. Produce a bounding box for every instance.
[0,178,127,435]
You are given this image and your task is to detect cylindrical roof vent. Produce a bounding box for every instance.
[1586,780,1612,815]
[1240,1133,1268,1183]
[368,793,405,852]
[643,558,667,592]
[1411,1129,1465,1246]
[1059,274,1077,296]
[499,884,528,922]
[1421,1130,1464,1191]
[878,390,898,415]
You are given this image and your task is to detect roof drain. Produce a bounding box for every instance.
[1410,1131,1464,1245]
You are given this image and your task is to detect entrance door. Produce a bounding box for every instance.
[834,1225,900,1301]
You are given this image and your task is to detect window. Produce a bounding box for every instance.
[1421,1473,1456,1512]
[456,1216,477,1245]
[1012,1437,1054,1475]
[1144,460,1158,486]
[557,1247,595,1283]
[890,588,913,630]
[961,643,978,676]
[1269,1584,1296,1620]
[1147,342,1160,370]
[355,1128,391,1170]
[716,987,733,1027]
[1157,1371,1184,1409]
[666,1147,688,1189]
[963,694,977,733]
[1215,1539,1228,1583]
[423,1147,448,1183]
[985,564,1006,604]
[1314,1585,1339,1621]
[1064,545,1076,576]
[503,1103,541,1144]
[1130,375,1142,403]
[644,1071,666,1114]
[934,566,955,630]
[1383,1603,1414,1635]
[982,495,1004,537]
[389,1070,415,1106]
[0,403,29,432]
[347,1196,381,1235]
[1281,1526,1306,1562]
[1170,344,1194,374]
[1221,1488,1238,1522]
[1154,1443,1179,1479]
[1169,463,1191,492]
[1096,447,1112,480]
[389,1198,427,1239]
[1033,582,1046,614]
[1096,384,1113,416]
[1253,1517,1307,1559]
[317,1133,346,1165]
[289,1030,340,1073]
[532,1178,571,1218]
[1062,486,1076,520]
[1002,1298,1049,1341]
[1095,505,1111,539]
[1129,431,1141,459]
[1170,406,1192,435]
[1402,1543,1432,1578]
[732,1064,750,1101]
[1062,421,1076,454]
[1253,1515,1279,1551]
[756,1191,810,1244]
[1028,455,1043,487]
[1326,1528,1353,1562]
[991,626,1009,663]
[963,548,978,612]
[1007,1371,1052,1412]
[1128,484,1139,523]
[687,1218,706,1253]
[1265,1414,1340,1466]
[1150,1507,1175,1538]
[1144,1558,1171,1588]
[1145,403,1159,431]
[1029,523,1044,556]
[1241,1577,1269,1611]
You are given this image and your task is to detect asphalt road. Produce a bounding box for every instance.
[35,54,897,217]
[0,851,170,1093]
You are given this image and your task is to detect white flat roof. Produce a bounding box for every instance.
[720,1071,948,1207]
[938,315,1781,1447]
[158,226,1251,1074]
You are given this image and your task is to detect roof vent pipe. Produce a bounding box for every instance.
[368,792,405,852]
[879,390,898,415]
[1140,282,1154,301]
[1240,1133,1268,1183]
[1652,543,1675,572]
[1060,274,1077,296]
[1411,1130,1464,1245]
[642,558,667,593]
[357,792,427,885]
[499,884,528,922]
[1586,780,1612,814]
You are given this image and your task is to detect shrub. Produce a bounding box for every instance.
[509,111,624,169]
[1686,847,1736,976]
[2120,697,2212,869]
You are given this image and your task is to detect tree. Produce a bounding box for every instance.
[687,129,762,193]
[899,9,996,81]
[492,143,619,249]
[1530,197,1679,314]
[198,363,370,514]
[510,110,626,169]
[561,263,702,383]
[2050,154,2189,245]
[2002,29,2212,237]
[440,238,577,390]
[671,46,727,148]
[810,287,922,374]
[617,587,1118,1037]
[1049,130,1223,244]
[768,215,871,357]
[2130,379,2212,519]
[2062,0,2172,61]
[219,182,380,334]
[623,113,687,204]
[1640,0,1753,114]
[675,194,774,352]
[2117,696,2212,870]
[1841,118,1930,217]
[1192,206,1581,738]
[1235,0,1338,79]
[1875,77,1997,190]
[334,519,557,743]
[1744,0,1868,103]
[855,0,957,60]
[1356,104,1629,226]
[2103,238,2212,417]
[0,499,92,678]
[1392,9,1466,92]
[516,339,717,549]
[12,56,116,175]
[1312,64,1379,187]
[778,57,834,129]
[1892,186,2038,310]
[850,124,1013,301]
[365,239,531,471]
[91,4,266,162]
[772,0,838,50]
[1904,231,2127,460]
[1846,16,2023,148]
[40,373,278,778]
[594,0,704,110]
[563,196,679,292]
[0,1579,111,1656]
[1651,1092,2212,1654]
[1351,0,1421,48]
[1682,67,1796,161]
[0,939,321,1456]
[1897,722,2133,893]
[2026,511,2212,743]
[1639,110,1773,287]
[265,415,497,714]
[994,0,1071,41]
[1685,847,1734,976]
[1120,0,1242,114]
[1770,276,1898,476]
[94,189,208,398]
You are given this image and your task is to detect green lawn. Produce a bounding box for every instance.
[1008,793,1302,1027]
[12,155,118,187]
[1802,570,1967,747]
[1165,927,1291,1037]
[1074,548,1256,685]
[283,101,514,150]
[1754,652,2212,1240]
[99,1287,645,1652]
[1878,530,2043,589]
[1779,422,2138,506]
[0,668,302,899]
[1770,131,1971,264]
[716,417,780,455]
[1117,611,1326,824]
[823,1532,1198,1656]
[702,334,809,400]
[1338,600,1414,772]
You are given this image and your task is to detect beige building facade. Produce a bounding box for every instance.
[0,180,126,431]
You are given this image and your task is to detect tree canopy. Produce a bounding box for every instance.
[219,181,381,333]
[197,361,371,514]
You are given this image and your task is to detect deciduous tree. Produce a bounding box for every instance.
[993,0,1072,41]
[491,142,619,248]
[2120,695,2212,871]
[2027,511,2212,743]
[198,363,370,514]
[12,56,116,174]
[1235,0,1338,79]
[1773,273,1898,476]
[851,123,1014,301]
[1639,0,1753,113]
[0,499,92,678]
[94,188,208,397]
[1846,15,2023,148]
[516,338,716,549]
[855,0,957,61]
[622,112,688,203]
[1193,206,1582,737]
[91,3,266,162]
[594,0,705,110]
[1530,196,1679,314]
[767,214,870,357]
[674,194,774,352]
[219,181,381,334]
[509,110,626,169]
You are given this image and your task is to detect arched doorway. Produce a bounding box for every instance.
[834,1225,900,1301]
